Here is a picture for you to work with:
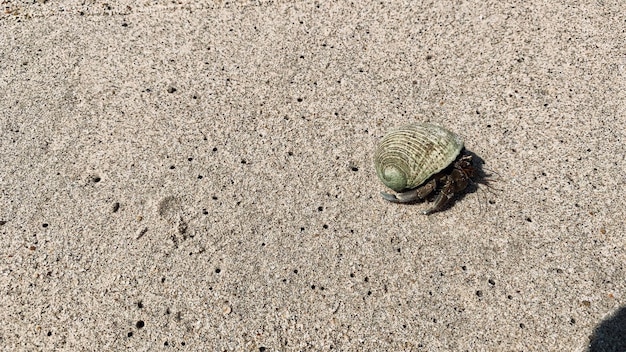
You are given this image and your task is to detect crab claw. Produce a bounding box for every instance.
[381,192,400,202]
[381,189,424,203]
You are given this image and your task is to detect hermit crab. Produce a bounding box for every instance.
[374,123,476,215]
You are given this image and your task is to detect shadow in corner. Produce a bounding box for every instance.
[587,305,626,352]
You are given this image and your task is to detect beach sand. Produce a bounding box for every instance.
[1,1,624,350]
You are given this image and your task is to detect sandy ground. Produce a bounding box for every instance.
[1,0,625,351]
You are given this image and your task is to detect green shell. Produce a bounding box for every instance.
[374,123,464,192]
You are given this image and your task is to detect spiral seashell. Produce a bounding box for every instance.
[374,123,464,192]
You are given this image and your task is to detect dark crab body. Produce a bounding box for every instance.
[375,123,475,215]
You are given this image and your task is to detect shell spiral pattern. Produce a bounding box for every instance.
[374,123,464,192]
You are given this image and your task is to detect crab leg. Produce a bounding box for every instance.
[420,168,469,215]
[421,178,455,215]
